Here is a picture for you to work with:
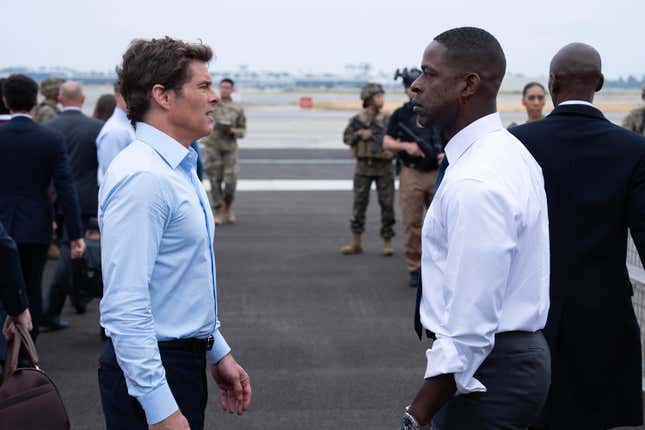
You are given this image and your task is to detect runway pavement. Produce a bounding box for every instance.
[33,147,645,429]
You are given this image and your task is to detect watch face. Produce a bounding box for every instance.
[402,415,416,430]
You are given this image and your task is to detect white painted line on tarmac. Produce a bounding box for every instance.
[202,179,400,191]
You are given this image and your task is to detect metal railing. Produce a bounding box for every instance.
[627,237,645,389]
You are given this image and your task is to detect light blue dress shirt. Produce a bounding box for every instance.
[96,107,135,186]
[99,122,230,424]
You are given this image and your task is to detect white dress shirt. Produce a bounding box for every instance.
[420,112,550,394]
[96,107,135,186]
[558,100,594,107]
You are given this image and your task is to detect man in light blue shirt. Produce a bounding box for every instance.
[96,81,135,187]
[98,37,251,430]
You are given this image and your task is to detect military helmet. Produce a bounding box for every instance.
[40,77,65,99]
[360,83,385,102]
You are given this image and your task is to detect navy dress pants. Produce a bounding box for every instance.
[98,339,208,430]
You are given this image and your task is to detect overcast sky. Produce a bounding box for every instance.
[1,0,643,78]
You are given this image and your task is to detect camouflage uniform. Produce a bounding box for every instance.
[34,101,60,123]
[200,100,246,209]
[343,108,395,240]
[622,105,645,136]
[34,77,64,123]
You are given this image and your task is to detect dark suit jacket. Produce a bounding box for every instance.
[0,116,82,244]
[43,109,103,216]
[0,221,28,316]
[510,104,645,429]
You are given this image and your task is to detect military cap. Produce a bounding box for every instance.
[360,83,385,102]
[40,77,65,99]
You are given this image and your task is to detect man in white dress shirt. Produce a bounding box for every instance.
[401,27,551,430]
[96,80,135,186]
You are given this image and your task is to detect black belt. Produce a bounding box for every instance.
[401,160,436,172]
[158,335,214,353]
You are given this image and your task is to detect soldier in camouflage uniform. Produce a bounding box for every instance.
[34,77,64,123]
[622,84,645,136]
[200,78,246,224]
[340,83,395,256]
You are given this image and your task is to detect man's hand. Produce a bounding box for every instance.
[404,142,426,158]
[210,354,252,415]
[357,129,373,140]
[3,308,33,340]
[70,238,86,259]
[408,373,456,426]
[148,410,190,430]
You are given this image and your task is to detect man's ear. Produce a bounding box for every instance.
[150,84,171,111]
[461,72,481,99]
[595,73,604,93]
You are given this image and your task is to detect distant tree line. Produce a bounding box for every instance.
[604,75,645,89]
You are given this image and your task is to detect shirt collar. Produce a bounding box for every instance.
[113,107,129,122]
[11,113,32,120]
[135,122,190,170]
[558,100,594,107]
[62,106,82,112]
[444,112,503,165]
[0,114,11,121]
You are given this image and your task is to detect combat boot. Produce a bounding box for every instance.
[214,207,224,225]
[341,233,363,255]
[383,239,394,256]
[224,205,236,224]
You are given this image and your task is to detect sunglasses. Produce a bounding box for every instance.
[526,95,545,101]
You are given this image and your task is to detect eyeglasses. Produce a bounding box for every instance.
[526,95,545,101]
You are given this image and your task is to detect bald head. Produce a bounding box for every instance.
[59,81,84,107]
[549,43,603,105]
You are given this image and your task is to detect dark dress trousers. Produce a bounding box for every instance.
[510,103,645,429]
[0,221,28,317]
[0,116,82,337]
[43,110,103,319]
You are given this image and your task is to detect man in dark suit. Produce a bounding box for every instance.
[510,43,645,430]
[0,74,85,340]
[41,81,103,330]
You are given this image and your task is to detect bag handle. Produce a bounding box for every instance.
[2,323,40,382]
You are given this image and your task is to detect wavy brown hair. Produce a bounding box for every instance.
[117,37,213,126]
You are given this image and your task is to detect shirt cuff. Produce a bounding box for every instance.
[206,329,231,365]
[137,381,178,425]
[424,336,486,394]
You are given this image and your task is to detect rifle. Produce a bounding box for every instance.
[397,121,442,158]
[351,115,385,153]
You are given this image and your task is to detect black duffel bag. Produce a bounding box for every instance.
[0,324,70,430]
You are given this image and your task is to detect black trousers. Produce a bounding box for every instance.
[432,331,551,430]
[45,216,91,320]
[16,243,49,340]
[98,339,208,430]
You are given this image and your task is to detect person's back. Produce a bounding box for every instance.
[96,81,135,187]
[44,83,103,216]
[510,43,645,429]
[0,116,71,241]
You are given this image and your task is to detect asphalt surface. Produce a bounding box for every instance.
[29,148,645,429]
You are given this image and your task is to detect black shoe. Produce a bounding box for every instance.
[408,271,420,288]
[40,318,70,332]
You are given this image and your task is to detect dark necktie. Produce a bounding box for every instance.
[414,155,449,340]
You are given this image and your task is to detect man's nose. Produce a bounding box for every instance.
[210,89,220,104]
[410,77,422,94]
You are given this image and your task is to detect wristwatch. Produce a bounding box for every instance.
[401,406,421,430]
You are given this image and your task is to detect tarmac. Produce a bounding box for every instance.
[31,146,645,429]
